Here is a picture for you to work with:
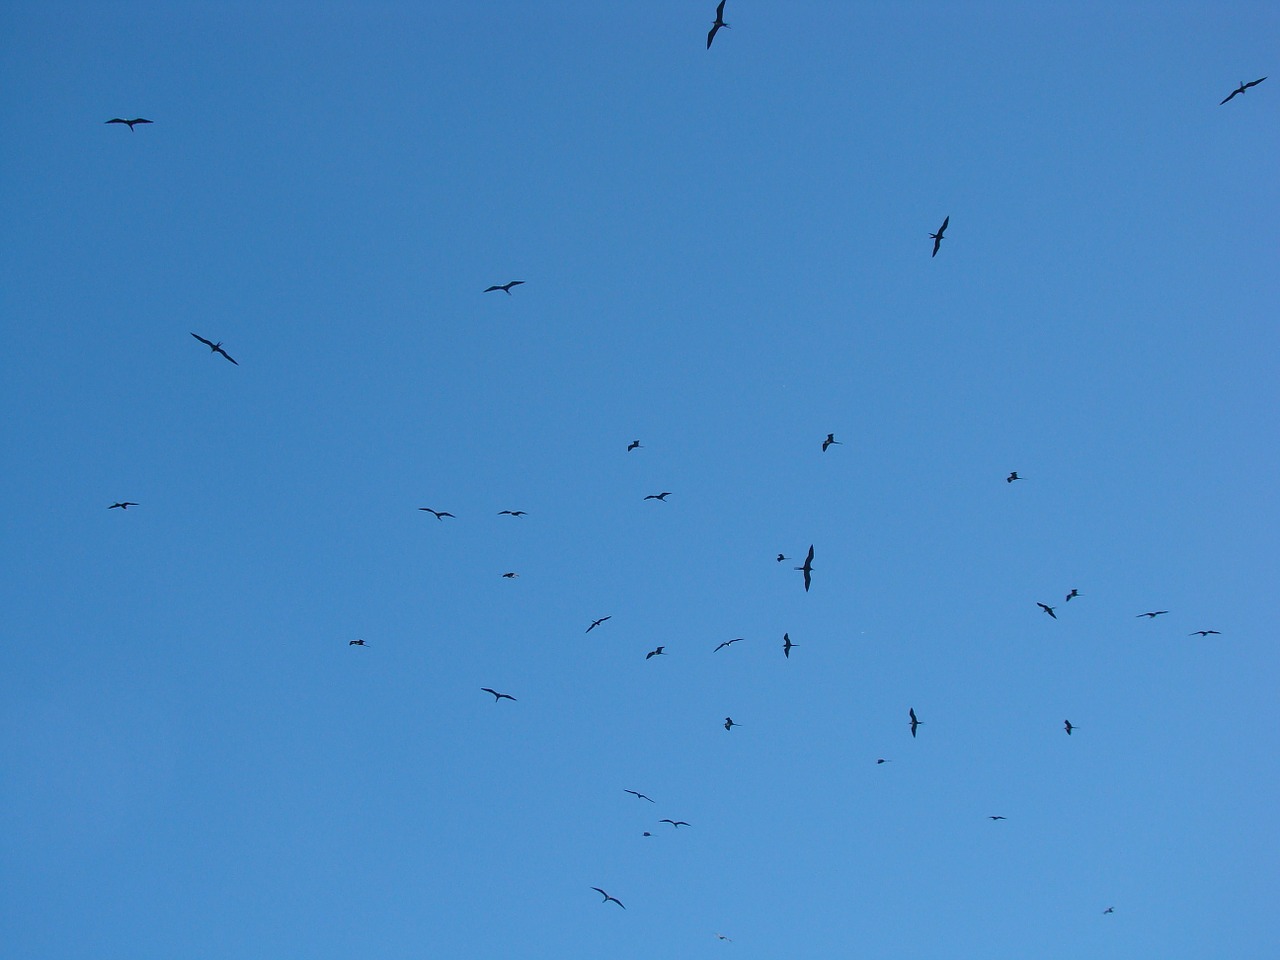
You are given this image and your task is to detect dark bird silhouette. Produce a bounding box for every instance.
[1066,588,1080,602]
[1220,76,1266,104]
[497,510,527,517]
[644,491,672,501]
[483,280,525,295]
[419,508,455,520]
[1038,602,1057,620]
[348,639,366,646]
[624,789,655,803]
[1006,471,1021,483]
[724,716,739,730]
[190,332,238,365]
[1189,630,1221,637]
[1137,610,1169,619]
[795,544,814,592]
[876,758,892,764]
[822,432,841,452]
[1064,719,1074,735]
[105,117,152,130]
[659,819,690,828]
[716,934,733,942]
[783,632,795,658]
[645,646,666,659]
[108,502,138,510]
[707,0,728,49]
[930,215,950,257]
[988,815,1007,821]
[642,831,651,837]
[481,688,516,702]
[591,887,625,909]
[501,572,519,579]
[586,616,612,633]
[627,439,642,452]
[776,553,789,562]
[909,707,922,738]
[713,638,743,652]
[1103,907,1115,915]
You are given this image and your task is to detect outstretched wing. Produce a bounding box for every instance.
[1244,76,1267,89]
[216,347,238,365]
[190,332,215,348]
[1220,88,1241,104]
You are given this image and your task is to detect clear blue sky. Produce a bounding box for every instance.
[2,2,1277,957]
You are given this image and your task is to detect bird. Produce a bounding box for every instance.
[988,815,1007,821]
[624,789,654,803]
[876,758,892,764]
[642,831,652,837]
[419,508,455,520]
[645,646,666,659]
[627,440,642,452]
[497,510,527,517]
[1189,630,1221,637]
[190,332,238,365]
[1137,611,1169,619]
[724,716,739,730]
[795,544,814,592]
[348,639,366,646]
[586,616,612,633]
[483,280,525,295]
[930,215,950,257]
[501,572,519,579]
[783,632,796,658]
[659,819,690,828]
[1038,602,1057,620]
[713,638,743,652]
[1064,719,1074,735]
[1006,471,1021,483]
[776,553,789,562]
[481,688,517,702]
[707,0,728,49]
[105,117,152,130]
[591,887,625,909]
[1103,906,1115,915]
[822,432,841,451]
[1220,76,1266,104]
[1066,588,1080,602]
[108,502,138,510]
[716,934,733,942]
[643,492,672,501]
[909,707,921,738]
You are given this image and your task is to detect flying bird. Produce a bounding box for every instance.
[190,332,238,365]
[627,440,642,451]
[1038,602,1057,620]
[643,491,672,501]
[716,934,733,942]
[483,280,525,295]
[481,688,516,702]
[1189,630,1221,637]
[624,789,655,803]
[586,616,612,633]
[909,707,921,738]
[988,816,1007,821]
[1137,611,1169,619]
[348,639,366,646]
[418,508,455,520]
[645,646,666,659]
[105,117,152,130]
[1064,719,1074,735]
[795,544,814,592]
[783,632,796,658]
[1006,471,1021,483]
[776,553,789,562]
[930,215,950,257]
[876,758,892,764]
[659,819,690,828]
[1220,76,1266,104]
[497,510,527,517]
[108,502,138,510]
[822,433,841,452]
[707,0,728,49]
[591,887,625,909]
[1066,589,1080,602]
[501,572,519,579]
[724,716,739,730]
[1103,907,1115,915]
[713,638,743,652]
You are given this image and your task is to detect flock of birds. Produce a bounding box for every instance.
[94,1,1265,943]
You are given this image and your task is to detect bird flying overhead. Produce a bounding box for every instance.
[497,510,527,517]
[481,688,516,702]
[645,646,666,659]
[724,716,739,730]
[1189,630,1221,636]
[782,632,795,658]
[643,491,672,501]
[716,934,733,942]
[1038,602,1057,620]
[659,819,690,828]
[627,440,642,451]
[713,638,743,652]
[105,117,152,130]
[795,544,814,592]
[483,280,525,294]
[876,758,892,764]
[348,639,366,646]
[1103,906,1115,915]
[591,887,625,909]
[930,215,950,257]
[108,502,138,510]
[1066,588,1080,602]
[1137,611,1169,619]
[707,1,728,49]
[1064,719,1074,735]
[586,616,612,633]
[1006,471,1021,483]
[501,572,519,579]
[1220,76,1266,104]
[822,433,841,451]
[909,707,921,738]
[190,332,238,365]
[419,508,455,520]
[989,815,1007,821]
[776,553,789,562]
[624,789,654,802]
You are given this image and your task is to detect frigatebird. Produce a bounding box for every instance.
[776,553,789,562]
[645,646,666,659]
[795,544,814,592]
[659,819,690,828]
[909,707,921,738]
[481,688,516,702]
[190,332,238,365]
[586,616,612,633]
[624,789,654,802]
[1137,611,1169,619]
[707,0,728,49]
[930,215,950,257]
[1066,589,1080,602]
[501,572,519,579]
[1220,76,1266,104]
[1189,630,1221,636]
[1103,907,1115,915]
[419,508,455,520]
[988,815,1007,821]
[108,502,138,510]
[644,491,672,501]
[497,510,527,517]
[348,639,366,646]
[483,280,525,295]
[822,433,841,452]
[724,716,739,730]
[105,117,152,130]
[1064,719,1074,735]
[783,632,795,658]
[590,887,625,909]
[627,440,642,451]
[713,638,743,652]
[1038,602,1057,620]
[716,934,733,942]
[1007,471,1021,483]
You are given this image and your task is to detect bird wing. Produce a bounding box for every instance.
[190,332,215,348]
[802,568,811,591]
[216,347,238,365]
[932,236,942,256]
[481,688,498,697]
[805,544,815,566]
[717,0,726,16]
[707,24,719,48]
[1245,76,1267,89]
[508,280,525,287]
[909,708,917,722]
[106,118,128,124]
[1220,89,1240,104]
[132,118,153,124]
[939,215,949,235]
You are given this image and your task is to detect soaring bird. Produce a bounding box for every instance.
[876,758,892,764]
[988,815,1007,821]
[419,507,455,520]
[713,638,743,652]
[591,887,625,909]
[822,433,841,452]
[1189,629,1221,636]
[724,716,739,730]
[659,819,690,828]
[105,117,152,130]
[1103,906,1115,915]
[909,707,921,738]
[190,332,238,365]
[930,215,950,257]
[481,688,517,702]
[1006,471,1021,483]
[776,553,789,562]
[497,510,527,517]
[707,0,728,49]
[795,544,814,592]
[645,646,666,659]
[1064,719,1074,735]
[501,572,519,579]
[1066,588,1080,602]
[1220,76,1266,104]
[783,632,796,658]
[108,502,138,510]
[1137,611,1169,619]
[627,439,642,451]
[586,616,612,633]
[644,491,672,501]
[1038,602,1057,620]
[716,934,733,942]
[348,639,366,646]
[624,789,655,803]
[483,280,525,295]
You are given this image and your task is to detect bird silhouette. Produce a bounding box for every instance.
[586,616,612,633]
[497,510,527,517]
[419,508,455,520]
[483,280,525,295]
[501,572,519,579]
[876,758,892,764]
[108,502,138,510]
[624,789,655,802]
[930,215,950,257]
[1066,588,1080,602]
[644,491,672,501]
[822,432,841,451]
[1103,906,1114,915]
[776,553,789,562]
[1189,630,1221,637]
[988,815,1007,821]
[348,639,366,646]
[716,934,733,942]
[190,332,238,365]
[659,819,690,828]
[795,544,814,592]
[909,707,921,737]
[1137,611,1169,619]
[724,716,739,730]
[1220,76,1266,104]
[713,638,743,652]
[481,688,516,702]
[645,646,666,659]
[1038,602,1057,620]
[105,117,152,130]
[1064,719,1074,735]
[591,887,625,909]
[627,440,642,451]
[783,632,795,658]
[707,0,728,49]
[1006,471,1021,483]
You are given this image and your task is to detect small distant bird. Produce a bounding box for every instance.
[822,433,841,452]
[481,688,516,702]
[105,117,152,130]
[624,790,655,802]
[782,632,795,658]
[1220,76,1266,104]
[1038,602,1057,620]
[644,491,672,501]
[498,510,527,517]
[419,508,455,520]
[627,440,642,452]
[190,332,238,365]
[586,616,612,633]
[930,215,950,257]
[108,502,138,510]
[1006,471,1021,483]
[645,646,666,659]
[988,815,1007,821]
[1137,611,1169,619]
[716,934,733,942]
[659,819,690,828]
[795,544,814,592]
[1064,719,1074,735]
[642,831,652,837]
[1189,629,1221,637]
[501,572,519,579]
[713,638,743,652]
[909,707,921,737]
[591,887,625,909]
[724,716,739,730]
[1103,906,1114,915]
[483,280,525,295]
[707,0,728,49]
[348,639,366,646]
[1066,589,1080,602]
[876,758,892,764]
[776,553,789,562]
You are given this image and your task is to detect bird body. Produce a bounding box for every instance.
[348,639,366,646]
[482,688,516,702]
[645,646,666,659]
[989,815,1007,820]
[498,510,527,517]
[822,432,841,452]
[930,215,950,257]
[909,707,921,738]
[484,280,525,294]
[782,632,795,658]
[1064,719,1074,735]
[627,440,642,452]
[190,332,238,365]
[591,887,625,909]
[1189,630,1221,637]
[713,638,743,652]
[1038,602,1057,620]
[1221,76,1266,104]
[501,572,519,579]
[1066,589,1080,602]
[643,491,672,501]
[776,553,788,562]
[1007,471,1021,483]
[707,0,728,48]
[1137,611,1169,619]
[106,117,152,130]
[419,508,455,520]
[108,502,138,509]
[624,789,654,802]
[724,716,739,730]
[795,544,814,592]
[586,616,612,633]
[659,819,690,828]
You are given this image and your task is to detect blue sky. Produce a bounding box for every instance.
[1,2,1277,957]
